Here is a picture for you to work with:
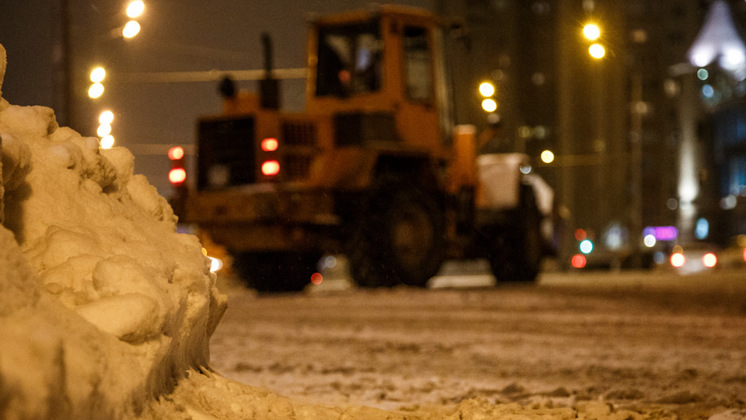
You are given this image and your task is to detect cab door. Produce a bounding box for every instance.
[384,16,448,159]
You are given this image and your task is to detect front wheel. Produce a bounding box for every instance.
[232,252,321,293]
[347,182,446,288]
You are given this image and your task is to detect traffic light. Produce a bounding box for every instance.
[168,146,187,187]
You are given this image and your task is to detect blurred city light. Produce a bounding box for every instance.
[481,98,498,112]
[687,0,746,78]
[540,150,555,164]
[579,239,594,254]
[583,23,601,41]
[670,252,686,268]
[261,160,281,177]
[588,43,606,59]
[99,110,114,125]
[168,146,185,160]
[88,83,104,98]
[90,67,106,83]
[702,252,718,268]
[97,123,112,137]
[479,81,495,97]
[310,272,324,285]
[126,1,145,18]
[643,234,656,248]
[169,167,187,185]
[571,254,587,269]
[261,137,279,152]
[100,135,115,149]
[122,20,141,38]
[209,257,224,273]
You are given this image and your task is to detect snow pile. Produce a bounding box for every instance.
[0,43,227,418]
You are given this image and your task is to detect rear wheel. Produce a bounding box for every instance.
[347,181,446,288]
[232,251,321,293]
[487,185,543,283]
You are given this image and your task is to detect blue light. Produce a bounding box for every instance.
[695,217,710,240]
[702,84,715,98]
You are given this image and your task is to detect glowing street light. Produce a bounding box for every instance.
[122,20,141,39]
[126,1,145,18]
[100,135,115,149]
[99,110,114,125]
[589,43,606,59]
[583,23,601,41]
[88,83,104,99]
[481,98,498,113]
[90,67,106,83]
[479,82,495,97]
[97,123,112,137]
[540,150,555,164]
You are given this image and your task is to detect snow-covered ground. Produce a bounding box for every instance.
[2,41,746,419]
[210,271,746,419]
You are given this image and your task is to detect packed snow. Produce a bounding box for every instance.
[1,42,745,419]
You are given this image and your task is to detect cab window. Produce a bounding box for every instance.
[315,20,382,97]
[403,26,432,102]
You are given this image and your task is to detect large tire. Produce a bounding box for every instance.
[232,251,321,293]
[487,185,543,283]
[347,181,446,288]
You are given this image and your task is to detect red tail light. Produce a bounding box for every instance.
[261,137,279,152]
[169,168,187,185]
[261,160,280,177]
[571,254,587,269]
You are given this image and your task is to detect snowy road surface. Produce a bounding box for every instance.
[209,267,746,419]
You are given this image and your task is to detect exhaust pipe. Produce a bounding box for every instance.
[259,32,280,109]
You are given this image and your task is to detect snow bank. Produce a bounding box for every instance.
[0,43,227,418]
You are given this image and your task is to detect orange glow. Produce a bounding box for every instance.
[743,248,746,262]
[261,137,279,152]
[310,272,323,285]
[168,146,185,160]
[169,168,187,185]
[261,160,281,177]
[571,254,587,269]
[670,252,686,268]
[574,229,587,241]
[702,252,717,268]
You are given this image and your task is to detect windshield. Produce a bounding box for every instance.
[315,19,382,97]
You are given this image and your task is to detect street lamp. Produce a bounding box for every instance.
[122,20,141,39]
[88,67,106,98]
[583,23,601,41]
[588,43,606,59]
[126,1,145,18]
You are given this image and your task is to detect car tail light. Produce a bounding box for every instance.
[571,254,587,269]
[702,252,717,268]
[670,252,686,268]
[261,160,281,177]
[261,137,279,152]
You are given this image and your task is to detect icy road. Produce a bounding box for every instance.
[209,266,746,419]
